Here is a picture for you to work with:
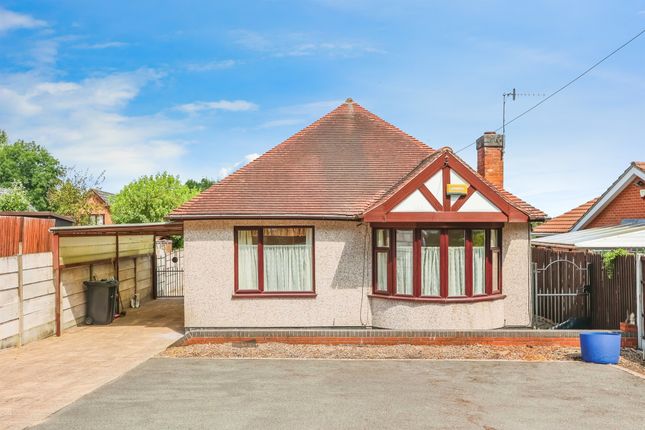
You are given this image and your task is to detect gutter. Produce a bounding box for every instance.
[167,213,362,221]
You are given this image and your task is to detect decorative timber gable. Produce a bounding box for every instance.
[362,149,529,223]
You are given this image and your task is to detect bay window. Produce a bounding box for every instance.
[235,226,314,295]
[372,227,502,300]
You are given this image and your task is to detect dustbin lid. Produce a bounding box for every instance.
[83,279,119,288]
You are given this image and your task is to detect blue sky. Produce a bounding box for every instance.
[0,1,643,217]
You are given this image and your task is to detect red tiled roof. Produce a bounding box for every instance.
[533,197,599,234]
[634,161,645,172]
[170,100,545,221]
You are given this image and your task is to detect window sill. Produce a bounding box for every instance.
[368,294,506,304]
[232,292,317,299]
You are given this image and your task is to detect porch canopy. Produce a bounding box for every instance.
[531,221,645,250]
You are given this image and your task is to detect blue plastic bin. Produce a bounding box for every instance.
[579,332,621,364]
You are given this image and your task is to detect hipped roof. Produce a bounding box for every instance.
[170,100,544,221]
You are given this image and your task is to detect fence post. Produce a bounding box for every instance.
[585,262,592,327]
[17,217,24,347]
[531,262,537,328]
[636,253,643,351]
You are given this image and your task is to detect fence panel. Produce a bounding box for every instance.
[22,218,54,254]
[0,216,21,257]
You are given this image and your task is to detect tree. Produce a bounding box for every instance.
[0,180,32,211]
[0,131,65,211]
[48,169,104,224]
[185,177,216,192]
[111,172,197,224]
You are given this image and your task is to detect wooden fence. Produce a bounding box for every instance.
[0,216,54,257]
[532,246,638,329]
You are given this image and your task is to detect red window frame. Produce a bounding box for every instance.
[371,225,503,302]
[233,226,316,298]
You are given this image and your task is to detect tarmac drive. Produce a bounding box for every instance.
[33,358,645,430]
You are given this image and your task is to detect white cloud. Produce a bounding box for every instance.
[244,153,260,163]
[74,41,129,49]
[259,118,303,128]
[29,39,59,67]
[0,68,190,189]
[0,7,46,34]
[185,59,236,72]
[230,29,384,58]
[175,100,258,114]
[218,153,262,179]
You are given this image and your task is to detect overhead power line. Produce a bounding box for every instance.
[454,27,645,154]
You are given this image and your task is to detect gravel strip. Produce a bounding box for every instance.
[161,343,645,376]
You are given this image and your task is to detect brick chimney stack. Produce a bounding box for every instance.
[476,132,505,188]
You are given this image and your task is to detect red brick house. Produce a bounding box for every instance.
[170,99,546,330]
[87,189,114,225]
[534,162,645,235]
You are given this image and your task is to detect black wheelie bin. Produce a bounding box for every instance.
[83,279,119,325]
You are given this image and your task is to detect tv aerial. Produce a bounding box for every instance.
[502,89,545,135]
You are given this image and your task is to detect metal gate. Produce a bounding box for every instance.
[156,248,184,297]
[532,258,591,328]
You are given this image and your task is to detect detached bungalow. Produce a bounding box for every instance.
[169,99,545,330]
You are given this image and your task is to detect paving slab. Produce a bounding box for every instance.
[33,358,644,430]
[0,298,183,430]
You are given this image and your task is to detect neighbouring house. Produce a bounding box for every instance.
[169,99,546,330]
[87,189,114,225]
[533,162,645,236]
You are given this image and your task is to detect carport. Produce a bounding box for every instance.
[49,222,184,337]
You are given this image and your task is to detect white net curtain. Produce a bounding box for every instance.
[263,228,313,292]
[375,227,491,298]
[237,230,259,290]
[421,230,440,296]
[237,227,313,292]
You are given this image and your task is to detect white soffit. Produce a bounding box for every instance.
[424,171,443,203]
[458,191,500,212]
[392,190,436,212]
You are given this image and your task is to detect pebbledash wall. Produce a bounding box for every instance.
[184,220,531,330]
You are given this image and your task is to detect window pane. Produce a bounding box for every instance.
[490,229,499,248]
[263,228,313,292]
[237,230,259,290]
[375,229,390,248]
[472,230,486,295]
[376,251,388,292]
[395,230,413,295]
[420,230,440,296]
[448,230,465,296]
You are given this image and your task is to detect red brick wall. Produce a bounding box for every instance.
[87,193,113,224]
[477,146,504,188]
[586,178,645,228]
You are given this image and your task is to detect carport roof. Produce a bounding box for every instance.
[532,221,645,249]
[50,222,183,236]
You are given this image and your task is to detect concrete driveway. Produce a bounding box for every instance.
[33,358,643,430]
[0,298,183,430]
